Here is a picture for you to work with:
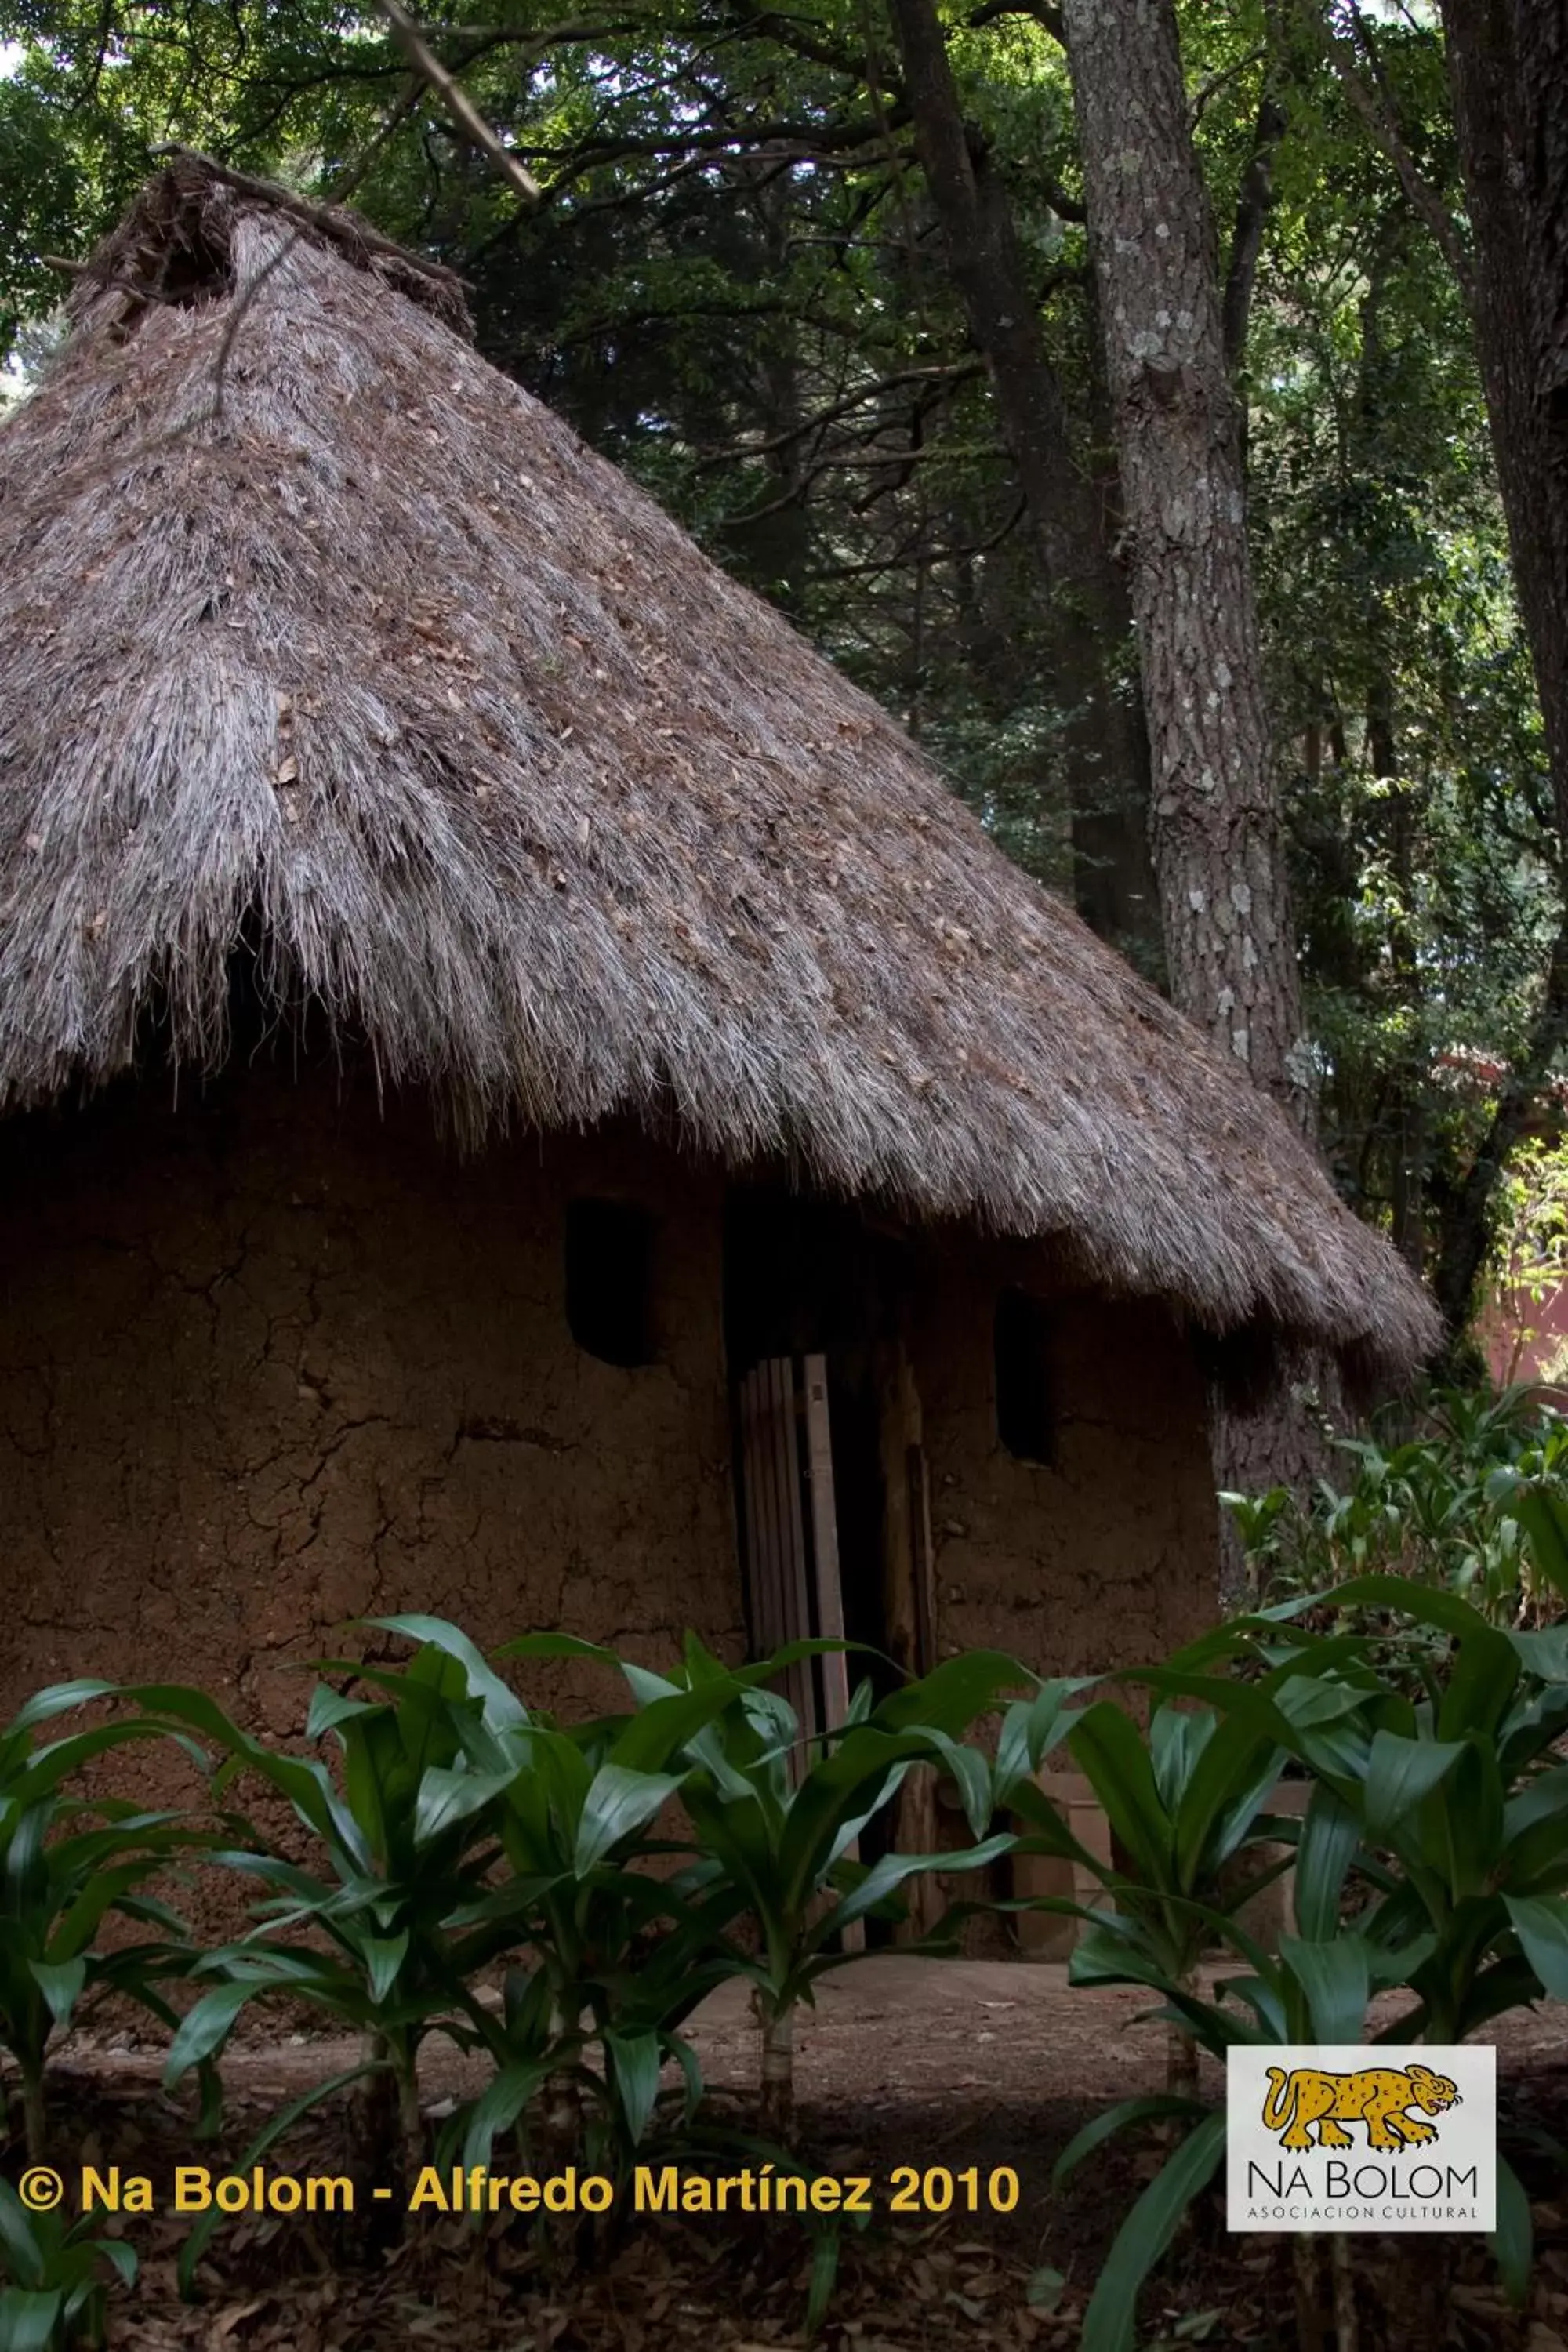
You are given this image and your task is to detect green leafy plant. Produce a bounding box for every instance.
[0,2176,135,2350]
[1225,1383,1568,1630]
[1481,1136,1568,1386]
[1000,1682,1296,2097]
[439,1628,792,2176]
[136,1619,556,2181]
[673,1643,1024,2136]
[1053,1573,1568,2351]
[0,1683,203,2160]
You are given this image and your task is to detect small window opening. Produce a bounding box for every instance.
[565,1199,656,1367]
[994,1287,1055,1464]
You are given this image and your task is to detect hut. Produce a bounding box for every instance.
[0,162,1436,1757]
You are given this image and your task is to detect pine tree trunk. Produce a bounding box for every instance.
[1434,0,1568,1338]
[1061,0,1332,1561]
[1441,0,1568,819]
[887,0,1162,967]
[1058,0,1310,1127]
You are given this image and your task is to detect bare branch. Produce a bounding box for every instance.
[374,0,542,204]
[696,362,984,468]
[1189,43,1267,129]
[804,494,1026,578]
[1305,0,1473,301]
[966,0,1065,45]
[1221,92,1287,372]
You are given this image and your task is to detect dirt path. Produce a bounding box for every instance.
[59,1951,1568,2112]
[31,1960,1568,2352]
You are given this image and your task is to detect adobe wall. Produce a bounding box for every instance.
[0,1069,742,1753]
[910,1248,1220,1681]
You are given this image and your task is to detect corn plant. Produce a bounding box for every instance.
[0,1683,203,2159]
[998,1682,1297,2096]
[1053,1574,1568,2352]
[668,1641,1025,2137]
[138,1619,552,2179]
[439,1629,794,2173]
[0,2180,135,2352]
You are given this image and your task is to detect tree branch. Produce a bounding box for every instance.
[1222,91,1287,373]
[373,0,542,204]
[1305,0,1473,302]
[697,361,984,466]
[966,0,1065,45]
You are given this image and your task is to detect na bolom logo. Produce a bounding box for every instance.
[1226,2046,1496,2233]
[1261,2060,1461,2151]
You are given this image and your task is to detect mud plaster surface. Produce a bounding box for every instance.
[0,1069,742,1784]
[0,1073,1218,1806]
[912,1244,1218,1676]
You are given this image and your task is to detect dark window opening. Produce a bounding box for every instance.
[565,1199,655,1367]
[995,1286,1055,1465]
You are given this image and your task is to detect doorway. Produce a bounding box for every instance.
[721,1187,898,1705]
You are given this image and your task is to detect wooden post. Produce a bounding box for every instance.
[880,1338,942,1941]
[803,1355,851,1733]
[771,1355,815,1753]
[802,1354,863,1951]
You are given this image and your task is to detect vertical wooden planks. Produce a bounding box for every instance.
[771,1355,813,1748]
[801,1352,862,1948]
[802,1352,850,1737]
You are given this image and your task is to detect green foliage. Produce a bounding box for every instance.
[139,1621,548,2159]
[5,1599,1568,2341]
[107,1617,1022,2290]
[0,1683,204,2160]
[0,2178,135,2351]
[1051,1575,1568,2349]
[1225,1383,1568,1629]
[1483,1137,1568,1383]
[601,1635,1025,2135]
[1010,1690,1293,2071]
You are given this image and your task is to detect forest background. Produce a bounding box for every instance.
[2,0,1563,1383]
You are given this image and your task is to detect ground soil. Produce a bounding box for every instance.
[15,1958,1568,2350]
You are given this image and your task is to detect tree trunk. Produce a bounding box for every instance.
[1293,2232,1329,2352]
[1435,0,1568,1337]
[1059,0,1310,1127]
[1434,907,1568,1338]
[1060,0,1334,1573]
[1329,2231,1360,2352]
[1442,0,1568,822]
[887,0,1162,967]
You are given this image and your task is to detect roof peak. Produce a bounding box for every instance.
[67,151,473,343]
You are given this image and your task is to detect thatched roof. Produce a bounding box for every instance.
[0,160,1437,1375]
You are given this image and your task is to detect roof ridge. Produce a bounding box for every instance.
[67,151,474,342]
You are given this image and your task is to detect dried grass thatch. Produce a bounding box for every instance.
[0,161,1437,1374]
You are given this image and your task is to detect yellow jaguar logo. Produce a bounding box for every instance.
[1261,2063,1461,2152]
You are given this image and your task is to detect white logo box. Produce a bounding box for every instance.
[1225,2045,1496,2234]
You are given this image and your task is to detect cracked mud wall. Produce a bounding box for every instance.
[0,1067,742,1765]
[911,1253,1219,1678]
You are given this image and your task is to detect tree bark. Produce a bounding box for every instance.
[1432,0,1568,1334]
[887,0,1162,966]
[1059,0,1312,1127]
[1434,907,1568,1338]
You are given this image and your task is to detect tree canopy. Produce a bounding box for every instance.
[1,0,1557,1350]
